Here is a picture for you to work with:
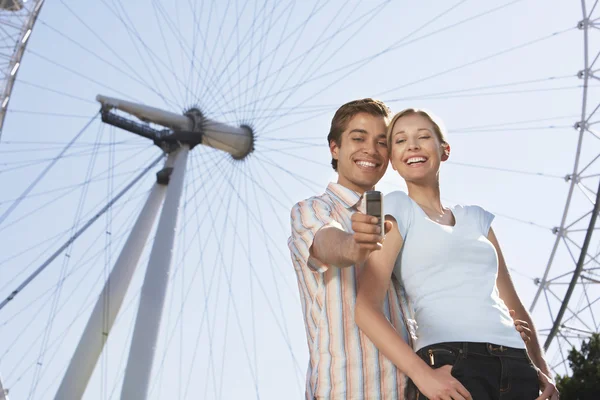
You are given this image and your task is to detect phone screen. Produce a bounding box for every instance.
[366,198,381,218]
[365,191,384,233]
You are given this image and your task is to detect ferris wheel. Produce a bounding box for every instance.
[529,0,600,367]
[0,0,44,138]
[0,1,597,399]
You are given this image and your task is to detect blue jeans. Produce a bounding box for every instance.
[407,342,540,400]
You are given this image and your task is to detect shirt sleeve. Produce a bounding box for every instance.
[383,190,413,238]
[471,205,495,236]
[289,198,344,273]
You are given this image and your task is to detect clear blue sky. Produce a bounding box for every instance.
[0,1,596,399]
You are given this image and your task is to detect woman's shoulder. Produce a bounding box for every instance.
[454,203,495,233]
[384,190,414,215]
[455,203,492,217]
[384,190,411,204]
[383,190,414,233]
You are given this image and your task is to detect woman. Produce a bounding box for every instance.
[354,108,559,400]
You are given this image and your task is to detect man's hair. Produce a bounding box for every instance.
[327,98,390,171]
[386,108,448,149]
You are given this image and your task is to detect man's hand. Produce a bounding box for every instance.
[535,369,559,400]
[509,309,532,343]
[350,212,392,263]
[415,365,472,400]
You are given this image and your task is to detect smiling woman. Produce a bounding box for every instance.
[355,108,559,399]
[388,109,450,186]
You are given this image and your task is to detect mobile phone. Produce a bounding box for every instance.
[365,190,384,235]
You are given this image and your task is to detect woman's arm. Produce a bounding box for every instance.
[355,216,471,400]
[489,227,559,400]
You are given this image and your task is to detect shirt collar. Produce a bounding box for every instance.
[326,182,363,209]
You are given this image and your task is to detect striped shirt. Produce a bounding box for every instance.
[288,183,413,400]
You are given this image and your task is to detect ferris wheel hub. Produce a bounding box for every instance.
[96,95,255,159]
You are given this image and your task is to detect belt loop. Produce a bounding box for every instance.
[462,342,468,358]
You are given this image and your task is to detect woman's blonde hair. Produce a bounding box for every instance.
[386,108,448,148]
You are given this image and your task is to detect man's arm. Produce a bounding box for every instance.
[290,199,385,273]
[311,213,386,268]
[489,228,559,400]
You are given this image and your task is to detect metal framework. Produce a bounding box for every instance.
[0,0,45,139]
[530,0,600,371]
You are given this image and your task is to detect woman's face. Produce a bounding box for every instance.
[389,113,449,185]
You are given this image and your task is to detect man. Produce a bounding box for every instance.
[288,98,411,400]
[287,99,530,400]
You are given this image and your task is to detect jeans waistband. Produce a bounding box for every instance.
[419,341,529,359]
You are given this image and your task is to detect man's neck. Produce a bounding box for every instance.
[336,179,373,195]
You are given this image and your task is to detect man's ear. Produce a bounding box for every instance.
[441,142,450,161]
[330,140,340,161]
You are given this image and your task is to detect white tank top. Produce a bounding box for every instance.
[384,190,525,351]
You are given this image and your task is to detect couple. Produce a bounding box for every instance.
[288,99,559,400]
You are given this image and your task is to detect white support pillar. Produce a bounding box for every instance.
[53,155,173,400]
[120,146,190,400]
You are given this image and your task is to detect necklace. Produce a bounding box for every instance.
[416,202,454,225]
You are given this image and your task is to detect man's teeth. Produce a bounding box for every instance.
[406,157,427,165]
[356,161,377,168]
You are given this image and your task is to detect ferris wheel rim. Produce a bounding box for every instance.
[0,0,46,139]
[529,0,592,325]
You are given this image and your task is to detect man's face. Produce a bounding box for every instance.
[330,112,389,194]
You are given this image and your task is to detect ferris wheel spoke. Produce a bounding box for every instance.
[376,27,576,99]
[100,0,185,109]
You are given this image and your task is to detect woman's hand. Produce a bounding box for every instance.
[509,309,532,343]
[414,365,472,400]
[535,369,559,400]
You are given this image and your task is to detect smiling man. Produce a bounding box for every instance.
[288,99,414,400]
